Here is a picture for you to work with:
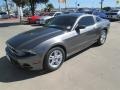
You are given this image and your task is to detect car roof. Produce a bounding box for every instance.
[61,13,84,17]
[50,11,62,13]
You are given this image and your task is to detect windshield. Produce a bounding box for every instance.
[48,15,77,30]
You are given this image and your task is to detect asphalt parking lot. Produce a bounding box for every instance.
[0,20,120,90]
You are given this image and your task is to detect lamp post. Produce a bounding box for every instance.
[65,0,67,9]
[58,0,61,11]
[100,0,104,10]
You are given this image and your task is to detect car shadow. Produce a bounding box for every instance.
[0,56,49,83]
[116,21,120,23]
[31,24,43,27]
[110,19,119,22]
[0,22,20,27]
[66,43,98,61]
[0,43,98,83]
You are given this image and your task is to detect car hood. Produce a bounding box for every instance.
[7,27,64,50]
[40,16,53,20]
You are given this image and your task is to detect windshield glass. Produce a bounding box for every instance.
[48,15,78,30]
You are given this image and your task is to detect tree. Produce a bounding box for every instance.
[46,3,54,12]
[29,0,49,16]
[40,0,49,6]
[4,0,10,17]
[13,0,49,16]
[100,0,104,9]
[12,0,28,7]
[103,7,111,11]
[29,0,36,16]
[116,0,120,4]
[12,0,28,22]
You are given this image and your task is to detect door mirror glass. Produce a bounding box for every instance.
[75,24,86,31]
[79,25,86,29]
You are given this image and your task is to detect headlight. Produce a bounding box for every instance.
[22,50,36,57]
[16,50,36,57]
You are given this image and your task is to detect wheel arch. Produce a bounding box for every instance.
[103,27,109,34]
[47,44,67,57]
[43,44,67,70]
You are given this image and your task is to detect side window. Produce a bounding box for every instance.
[93,11,99,15]
[78,16,95,26]
[96,17,102,22]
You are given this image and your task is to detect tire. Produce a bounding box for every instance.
[96,30,107,45]
[44,47,65,71]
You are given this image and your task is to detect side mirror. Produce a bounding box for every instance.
[75,24,86,31]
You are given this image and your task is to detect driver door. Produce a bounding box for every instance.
[76,16,97,50]
[66,16,97,54]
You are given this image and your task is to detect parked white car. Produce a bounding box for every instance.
[106,9,120,20]
[36,12,62,25]
[0,12,9,19]
[117,10,120,17]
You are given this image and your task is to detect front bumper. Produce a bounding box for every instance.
[36,20,45,25]
[6,47,44,70]
[28,18,36,24]
[40,20,46,24]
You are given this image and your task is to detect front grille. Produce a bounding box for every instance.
[7,44,16,56]
[7,44,24,57]
[40,19,44,21]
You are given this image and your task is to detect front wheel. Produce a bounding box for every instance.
[44,47,65,71]
[96,30,107,45]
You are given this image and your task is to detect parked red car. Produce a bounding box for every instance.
[27,12,49,24]
[28,15,41,24]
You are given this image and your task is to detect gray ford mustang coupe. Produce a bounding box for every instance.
[6,13,110,71]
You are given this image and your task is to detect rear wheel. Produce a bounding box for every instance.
[97,30,107,45]
[44,47,65,71]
